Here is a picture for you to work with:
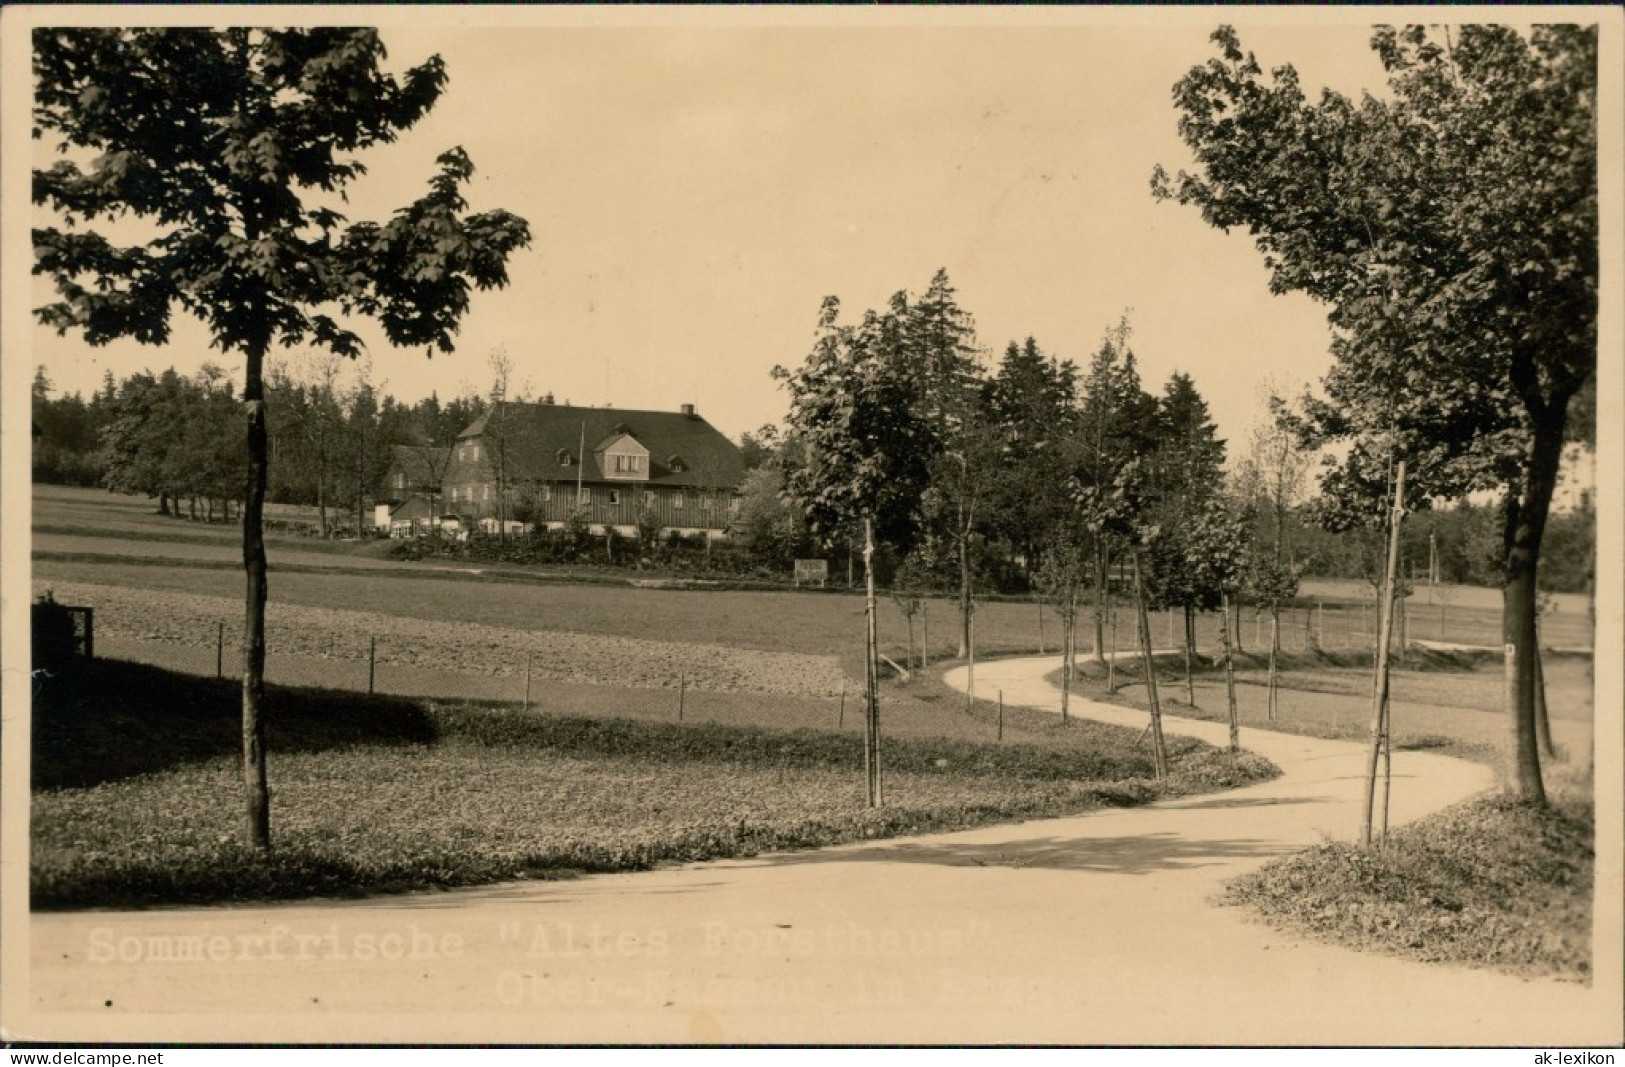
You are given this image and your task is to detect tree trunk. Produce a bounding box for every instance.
[1130,547,1168,779]
[1502,413,1565,805]
[316,471,328,538]
[1267,607,1280,722]
[158,491,171,516]
[967,606,977,707]
[1092,541,1109,667]
[356,448,366,540]
[1362,460,1405,849]
[1221,592,1239,754]
[1060,612,1072,723]
[957,534,972,660]
[921,601,929,670]
[1106,599,1117,693]
[1183,604,1196,707]
[241,338,273,851]
[906,612,917,672]
[863,516,881,807]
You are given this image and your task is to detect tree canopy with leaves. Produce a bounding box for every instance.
[984,337,1079,572]
[774,269,980,554]
[33,27,531,846]
[1154,23,1596,802]
[1071,318,1159,663]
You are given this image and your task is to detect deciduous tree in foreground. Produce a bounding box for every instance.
[34,28,531,847]
[1155,24,1596,803]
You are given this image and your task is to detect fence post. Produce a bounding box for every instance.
[217,622,224,679]
[997,689,1004,742]
[678,670,685,723]
[524,652,532,711]
[838,681,846,728]
[368,636,376,695]
[1037,601,1045,654]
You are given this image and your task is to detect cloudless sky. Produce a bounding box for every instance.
[27,9,1412,458]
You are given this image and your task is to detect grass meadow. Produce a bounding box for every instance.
[31,659,1273,908]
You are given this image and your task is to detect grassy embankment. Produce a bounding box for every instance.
[31,658,1275,909]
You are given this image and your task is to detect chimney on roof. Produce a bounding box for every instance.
[680,403,697,418]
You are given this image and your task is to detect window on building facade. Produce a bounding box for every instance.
[613,454,642,474]
[483,485,490,501]
[394,473,405,489]
[673,492,684,509]
[473,444,481,461]
[608,489,621,505]
[541,485,552,502]
[558,449,573,467]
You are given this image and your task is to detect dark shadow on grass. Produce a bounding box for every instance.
[32,657,438,790]
[377,877,735,910]
[745,831,1297,876]
[1159,795,1330,811]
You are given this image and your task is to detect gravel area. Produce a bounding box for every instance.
[35,580,849,697]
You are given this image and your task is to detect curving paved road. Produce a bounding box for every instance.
[13,656,1618,1045]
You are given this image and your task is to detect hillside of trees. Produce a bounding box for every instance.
[33,361,486,534]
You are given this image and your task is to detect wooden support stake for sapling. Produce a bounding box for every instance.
[1037,601,1045,654]
[678,670,686,723]
[217,622,224,679]
[839,681,846,728]
[368,636,376,695]
[524,652,532,711]
[997,689,1004,742]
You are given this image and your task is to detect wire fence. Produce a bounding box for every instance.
[76,581,1586,750]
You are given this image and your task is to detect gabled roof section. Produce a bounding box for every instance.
[459,403,744,487]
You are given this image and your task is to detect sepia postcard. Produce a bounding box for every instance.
[3,4,1621,1049]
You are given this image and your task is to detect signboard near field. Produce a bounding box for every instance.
[794,559,828,588]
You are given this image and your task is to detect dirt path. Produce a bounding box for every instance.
[15,657,1617,1045]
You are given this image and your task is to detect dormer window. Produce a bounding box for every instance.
[557,449,574,467]
[613,454,643,475]
[667,454,686,473]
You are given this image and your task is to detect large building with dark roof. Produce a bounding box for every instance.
[438,400,745,538]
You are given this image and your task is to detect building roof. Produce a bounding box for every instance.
[459,402,744,488]
[387,443,451,485]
